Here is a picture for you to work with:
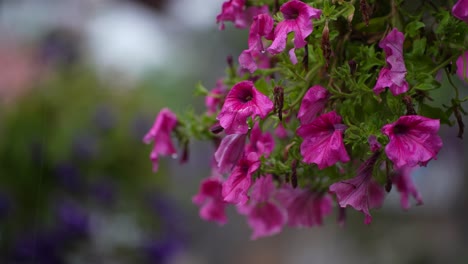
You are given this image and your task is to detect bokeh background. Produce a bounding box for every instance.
[1,0,468,263]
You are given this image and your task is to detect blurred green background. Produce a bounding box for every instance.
[0,0,468,263]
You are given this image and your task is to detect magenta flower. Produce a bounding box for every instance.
[222,153,260,205]
[456,51,468,82]
[274,123,288,139]
[373,28,409,96]
[267,0,322,64]
[297,85,329,124]
[216,0,268,30]
[368,135,382,153]
[237,175,287,239]
[205,79,227,114]
[193,177,228,225]
[277,185,333,228]
[297,111,350,169]
[239,14,274,73]
[452,0,468,24]
[217,81,274,134]
[214,133,247,173]
[143,108,178,172]
[245,122,274,158]
[329,153,385,224]
[392,166,423,210]
[382,115,442,169]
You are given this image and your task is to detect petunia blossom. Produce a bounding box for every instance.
[216,0,269,30]
[222,152,260,205]
[205,79,227,114]
[373,28,409,96]
[368,135,382,153]
[382,115,442,169]
[214,133,247,173]
[277,185,333,228]
[452,0,468,24]
[237,175,287,239]
[297,85,329,124]
[193,177,228,225]
[456,51,468,82]
[217,81,274,134]
[329,152,385,224]
[392,166,423,210]
[239,14,274,73]
[297,111,350,169]
[245,122,274,158]
[143,108,178,172]
[267,0,322,64]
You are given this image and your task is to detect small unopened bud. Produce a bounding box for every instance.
[348,60,357,75]
[226,55,233,69]
[274,86,284,121]
[454,105,465,139]
[210,123,224,134]
[321,21,331,70]
[402,96,416,115]
[360,0,370,27]
[291,160,298,188]
[180,141,189,164]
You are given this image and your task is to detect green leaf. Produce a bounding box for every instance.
[411,38,427,57]
[418,103,451,125]
[405,21,425,38]
[194,82,209,96]
[254,78,270,96]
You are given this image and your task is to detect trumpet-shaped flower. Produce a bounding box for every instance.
[392,166,423,210]
[143,108,178,172]
[382,115,442,169]
[214,133,247,173]
[217,81,274,134]
[217,0,269,30]
[222,153,260,205]
[267,0,321,64]
[193,177,228,225]
[297,85,329,124]
[245,122,274,158]
[373,28,409,96]
[297,111,350,169]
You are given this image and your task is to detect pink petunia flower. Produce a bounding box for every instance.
[297,111,350,169]
[214,133,247,173]
[216,0,269,30]
[329,152,385,224]
[456,51,468,82]
[274,123,289,139]
[297,85,330,124]
[239,14,274,73]
[245,122,275,158]
[277,185,333,228]
[373,28,409,96]
[193,177,228,225]
[222,152,261,205]
[452,0,468,24]
[392,166,423,210]
[143,108,178,172]
[237,175,287,239]
[217,80,274,134]
[381,115,443,169]
[206,79,227,114]
[368,135,382,153]
[267,0,322,64]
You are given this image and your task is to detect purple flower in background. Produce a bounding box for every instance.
[11,231,64,264]
[267,0,322,64]
[373,28,409,96]
[297,85,329,124]
[206,79,227,114]
[217,81,274,134]
[222,152,260,205]
[193,177,228,225]
[456,51,468,82]
[452,0,468,23]
[89,178,117,205]
[143,108,178,172]
[56,201,89,239]
[216,0,269,30]
[393,166,423,210]
[72,134,99,160]
[143,237,184,264]
[382,115,442,169]
[54,162,83,191]
[245,122,275,158]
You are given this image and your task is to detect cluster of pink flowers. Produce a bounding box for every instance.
[142,0,468,239]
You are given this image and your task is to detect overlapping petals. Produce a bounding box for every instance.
[297,85,329,124]
[193,177,228,225]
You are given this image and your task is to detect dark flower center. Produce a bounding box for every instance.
[283,7,299,20]
[393,124,408,135]
[238,89,254,103]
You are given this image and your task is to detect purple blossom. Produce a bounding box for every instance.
[237,175,287,239]
[297,111,350,169]
[368,135,382,152]
[297,85,329,124]
[382,115,442,169]
[217,81,274,134]
[222,152,260,205]
[214,133,247,173]
[393,166,423,210]
[216,0,269,30]
[56,201,89,238]
[452,0,468,23]
[193,177,228,225]
[205,79,227,114]
[267,0,322,64]
[456,51,468,82]
[329,152,385,224]
[245,122,274,158]
[239,14,274,73]
[143,108,178,172]
[373,28,409,96]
